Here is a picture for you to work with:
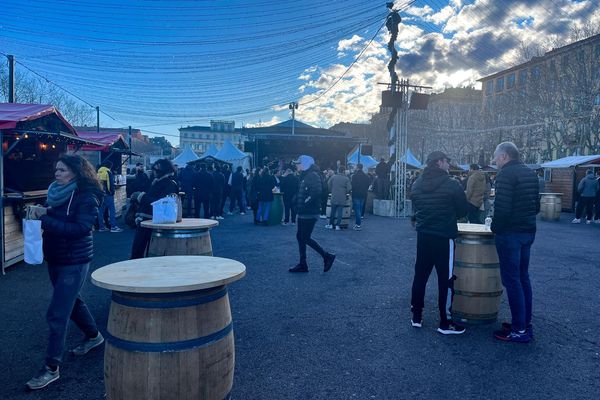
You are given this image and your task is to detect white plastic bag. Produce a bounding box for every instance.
[152,196,178,224]
[23,218,44,265]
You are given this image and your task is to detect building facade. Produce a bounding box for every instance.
[179,120,243,154]
[479,33,600,162]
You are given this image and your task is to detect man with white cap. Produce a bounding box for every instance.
[289,155,336,273]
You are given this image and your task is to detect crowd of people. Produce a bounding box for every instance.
[572,169,600,224]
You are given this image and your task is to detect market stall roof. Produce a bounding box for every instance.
[215,140,247,161]
[0,103,76,134]
[172,146,200,165]
[347,148,379,168]
[400,148,422,168]
[541,155,600,168]
[76,130,129,151]
[201,143,219,158]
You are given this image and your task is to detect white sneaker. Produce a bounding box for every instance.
[571,218,581,223]
[353,224,362,231]
[335,226,341,231]
[324,224,333,229]
[110,227,123,233]
[319,215,327,219]
[586,219,592,224]
[595,219,600,224]
[216,216,224,220]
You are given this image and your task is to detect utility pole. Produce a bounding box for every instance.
[128,125,132,157]
[96,106,100,133]
[8,55,15,103]
[289,102,298,135]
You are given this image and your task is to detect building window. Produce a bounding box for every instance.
[495,77,504,92]
[594,94,600,106]
[506,73,515,89]
[518,69,527,86]
[485,80,493,96]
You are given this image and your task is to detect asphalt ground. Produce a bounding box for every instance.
[1,211,599,400]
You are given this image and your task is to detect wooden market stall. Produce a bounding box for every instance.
[541,155,600,211]
[74,130,138,217]
[0,103,101,273]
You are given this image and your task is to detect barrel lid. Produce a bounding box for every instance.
[141,218,219,230]
[91,256,245,293]
[457,223,494,235]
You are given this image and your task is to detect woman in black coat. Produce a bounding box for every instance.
[26,155,105,390]
[130,159,179,259]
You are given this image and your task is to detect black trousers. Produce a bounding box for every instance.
[283,196,296,223]
[194,195,210,219]
[411,232,455,324]
[296,217,326,266]
[576,197,595,220]
[229,190,243,213]
[131,227,152,259]
[211,194,222,217]
[467,203,482,224]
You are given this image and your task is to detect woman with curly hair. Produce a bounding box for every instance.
[26,154,105,390]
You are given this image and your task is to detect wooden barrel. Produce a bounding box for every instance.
[540,193,562,221]
[326,194,351,228]
[104,286,234,400]
[142,219,218,257]
[148,228,212,257]
[452,224,503,325]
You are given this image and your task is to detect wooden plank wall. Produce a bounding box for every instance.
[545,168,575,211]
[3,205,24,264]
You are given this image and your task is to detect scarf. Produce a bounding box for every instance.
[47,181,77,208]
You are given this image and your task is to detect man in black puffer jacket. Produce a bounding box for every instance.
[289,155,335,273]
[490,142,539,343]
[410,151,469,335]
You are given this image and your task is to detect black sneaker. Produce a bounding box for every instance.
[437,321,466,335]
[289,264,308,273]
[323,253,336,272]
[26,365,60,390]
[494,329,531,343]
[501,322,533,339]
[70,332,104,356]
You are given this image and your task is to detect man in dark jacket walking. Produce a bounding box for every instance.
[410,151,469,335]
[491,142,540,343]
[289,155,335,273]
[351,163,370,230]
[228,166,246,214]
[280,168,299,225]
[193,163,213,219]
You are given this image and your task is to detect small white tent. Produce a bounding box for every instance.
[214,140,252,172]
[200,143,219,159]
[172,146,200,166]
[347,148,379,169]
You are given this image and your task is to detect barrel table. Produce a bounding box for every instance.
[91,256,246,400]
[452,223,503,325]
[142,218,218,257]
[539,192,562,221]
[326,194,351,228]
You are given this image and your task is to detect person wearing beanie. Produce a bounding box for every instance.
[289,155,336,273]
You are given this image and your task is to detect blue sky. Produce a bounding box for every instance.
[1,0,598,145]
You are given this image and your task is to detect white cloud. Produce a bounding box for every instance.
[244,116,281,128]
[337,34,364,52]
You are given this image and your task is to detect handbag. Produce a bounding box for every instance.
[151,196,178,224]
[23,207,44,265]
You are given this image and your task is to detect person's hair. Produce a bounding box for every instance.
[101,159,113,169]
[495,142,520,160]
[470,163,480,170]
[236,166,243,172]
[337,167,345,174]
[356,163,363,171]
[136,162,143,167]
[152,159,176,178]
[57,154,102,191]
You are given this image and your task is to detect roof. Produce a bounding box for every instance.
[201,143,219,158]
[244,119,348,138]
[479,33,600,82]
[400,148,422,168]
[0,103,76,134]
[347,148,379,168]
[215,140,248,161]
[76,130,129,151]
[541,155,600,168]
[172,146,200,165]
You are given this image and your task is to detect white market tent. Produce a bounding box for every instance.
[347,148,379,169]
[172,146,200,166]
[540,155,600,168]
[200,143,219,159]
[400,148,422,169]
[214,140,252,172]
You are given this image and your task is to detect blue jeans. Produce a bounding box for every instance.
[98,194,117,229]
[46,263,99,367]
[353,198,365,225]
[495,233,535,332]
[257,201,271,222]
[329,204,343,226]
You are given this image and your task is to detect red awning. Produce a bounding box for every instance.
[0,103,76,134]
[76,131,127,151]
